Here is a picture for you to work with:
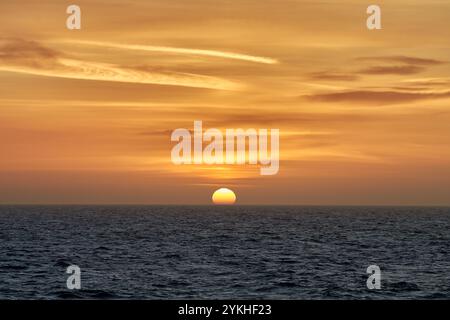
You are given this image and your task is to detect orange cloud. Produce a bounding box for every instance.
[0,38,241,90]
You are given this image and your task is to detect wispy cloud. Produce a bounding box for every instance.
[62,40,279,65]
[304,90,450,105]
[0,38,57,60]
[308,71,359,81]
[0,38,241,90]
[401,77,450,87]
[0,59,241,90]
[354,55,447,76]
[358,65,424,75]
[356,56,446,66]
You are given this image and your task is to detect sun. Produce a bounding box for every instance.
[212,188,237,205]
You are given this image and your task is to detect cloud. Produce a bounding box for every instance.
[62,40,279,65]
[389,86,431,92]
[358,65,424,75]
[354,55,446,76]
[357,56,445,66]
[0,39,56,59]
[308,56,445,80]
[0,38,241,90]
[401,78,450,87]
[0,38,60,68]
[304,90,450,105]
[308,71,359,81]
[151,112,387,129]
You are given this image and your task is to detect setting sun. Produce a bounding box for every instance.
[212,188,237,205]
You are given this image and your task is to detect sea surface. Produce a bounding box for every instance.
[0,205,449,299]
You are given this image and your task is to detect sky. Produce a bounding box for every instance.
[0,0,449,205]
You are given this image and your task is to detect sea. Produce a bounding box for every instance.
[0,205,449,299]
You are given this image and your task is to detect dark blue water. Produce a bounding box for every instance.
[0,206,449,299]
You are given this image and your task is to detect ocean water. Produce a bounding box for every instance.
[0,205,449,299]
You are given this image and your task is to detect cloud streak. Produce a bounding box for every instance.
[63,40,279,65]
[0,59,241,90]
[304,90,450,105]
[308,71,359,81]
[0,38,240,90]
[358,65,424,75]
[356,56,446,66]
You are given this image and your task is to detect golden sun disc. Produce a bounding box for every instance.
[212,188,236,205]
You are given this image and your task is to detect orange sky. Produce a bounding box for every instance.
[1,0,449,205]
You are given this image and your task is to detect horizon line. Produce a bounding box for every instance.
[1,203,449,208]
